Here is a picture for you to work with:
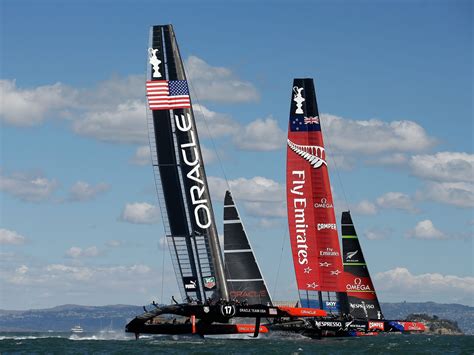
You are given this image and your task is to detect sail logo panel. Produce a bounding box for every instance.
[286,78,344,297]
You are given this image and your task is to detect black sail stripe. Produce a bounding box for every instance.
[341,211,384,320]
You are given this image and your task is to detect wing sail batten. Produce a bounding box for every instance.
[223,191,272,305]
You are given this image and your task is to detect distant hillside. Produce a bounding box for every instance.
[405,314,463,335]
[0,302,472,334]
[381,302,473,335]
[0,304,143,332]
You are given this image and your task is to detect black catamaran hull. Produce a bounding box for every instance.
[125,302,327,337]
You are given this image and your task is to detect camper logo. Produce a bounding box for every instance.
[368,321,384,331]
[203,276,216,290]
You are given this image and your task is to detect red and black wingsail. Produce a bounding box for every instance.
[341,211,383,319]
[286,79,344,312]
[146,25,228,302]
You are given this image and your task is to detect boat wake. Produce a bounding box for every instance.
[0,335,62,341]
[68,332,132,341]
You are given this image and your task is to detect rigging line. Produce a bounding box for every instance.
[183,65,232,193]
[321,116,350,212]
[272,230,287,301]
[160,237,166,303]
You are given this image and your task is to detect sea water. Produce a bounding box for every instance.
[1,332,473,354]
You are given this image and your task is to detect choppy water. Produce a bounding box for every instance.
[0,332,473,354]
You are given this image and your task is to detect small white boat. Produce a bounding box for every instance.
[71,325,84,333]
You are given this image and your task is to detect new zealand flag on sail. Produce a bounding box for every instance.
[290,116,321,132]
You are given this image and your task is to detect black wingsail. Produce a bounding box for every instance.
[146,25,228,302]
[341,211,383,320]
[223,191,272,305]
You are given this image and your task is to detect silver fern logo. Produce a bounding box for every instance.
[346,250,359,259]
[287,139,327,168]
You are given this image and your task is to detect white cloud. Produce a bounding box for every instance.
[209,176,286,218]
[185,56,259,103]
[375,267,474,306]
[0,79,77,126]
[77,74,144,110]
[72,100,147,144]
[244,201,287,218]
[328,154,355,171]
[421,182,474,208]
[65,246,100,259]
[407,219,445,240]
[364,227,390,240]
[0,229,26,245]
[233,116,286,151]
[255,218,285,229]
[106,240,122,247]
[353,200,377,215]
[408,152,474,208]
[367,153,408,166]
[409,152,474,183]
[120,202,160,224]
[376,192,418,213]
[322,114,436,154]
[130,145,151,166]
[158,237,167,250]
[208,176,285,203]
[0,170,58,202]
[67,181,109,202]
[193,104,240,138]
[200,145,218,165]
[1,261,175,309]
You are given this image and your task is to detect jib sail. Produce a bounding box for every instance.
[146,24,228,302]
[286,78,344,313]
[341,211,383,319]
[223,191,272,305]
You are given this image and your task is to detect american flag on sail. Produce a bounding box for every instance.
[146,80,191,110]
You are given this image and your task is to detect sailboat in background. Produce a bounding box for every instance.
[286,78,345,314]
[223,191,273,306]
[279,78,425,336]
[341,211,383,320]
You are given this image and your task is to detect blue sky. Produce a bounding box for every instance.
[1,0,472,310]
